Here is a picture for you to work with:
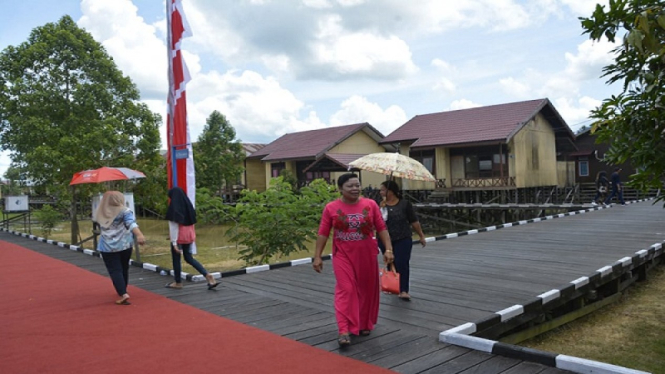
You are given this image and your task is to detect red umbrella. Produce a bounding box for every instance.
[69,167,146,185]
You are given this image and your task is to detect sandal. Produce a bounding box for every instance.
[115,295,131,305]
[337,333,351,347]
[398,292,411,301]
[206,275,219,290]
[359,330,371,336]
[165,282,183,289]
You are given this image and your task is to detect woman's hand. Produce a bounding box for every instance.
[136,233,146,245]
[383,249,394,265]
[419,236,427,247]
[312,256,323,273]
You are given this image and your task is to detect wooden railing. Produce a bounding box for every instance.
[450,177,516,188]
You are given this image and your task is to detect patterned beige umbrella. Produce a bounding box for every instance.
[349,153,436,182]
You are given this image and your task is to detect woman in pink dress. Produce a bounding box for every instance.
[313,173,394,347]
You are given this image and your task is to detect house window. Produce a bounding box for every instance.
[271,162,285,178]
[579,159,589,177]
[410,149,435,174]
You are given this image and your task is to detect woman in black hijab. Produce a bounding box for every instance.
[165,187,218,290]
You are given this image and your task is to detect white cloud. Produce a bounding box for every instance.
[187,69,324,141]
[302,0,333,9]
[310,15,418,80]
[564,39,617,81]
[500,77,532,99]
[330,96,407,135]
[448,99,482,111]
[78,0,169,99]
[552,96,601,130]
[559,0,608,17]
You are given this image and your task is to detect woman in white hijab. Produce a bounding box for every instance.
[94,191,145,305]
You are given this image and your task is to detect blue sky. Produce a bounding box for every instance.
[0,0,620,177]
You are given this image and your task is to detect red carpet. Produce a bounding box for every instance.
[0,241,392,374]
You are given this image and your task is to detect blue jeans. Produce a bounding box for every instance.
[604,188,625,205]
[379,236,413,293]
[171,243,208,282]
[101,247,133,296]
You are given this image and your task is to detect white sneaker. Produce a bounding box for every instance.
[591,202,597,206]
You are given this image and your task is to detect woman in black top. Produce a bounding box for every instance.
[378,180,426,300]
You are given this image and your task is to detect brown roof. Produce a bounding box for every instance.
[381,98,575,148]
[248,123,385,161]
[242,143,266,156]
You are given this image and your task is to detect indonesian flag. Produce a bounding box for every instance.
[166,0,195,205]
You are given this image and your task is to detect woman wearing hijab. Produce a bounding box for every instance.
[164,186,218,290]
[94,191,145,305]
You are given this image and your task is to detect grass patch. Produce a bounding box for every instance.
[16,218,331,273]
[522,265,665,374]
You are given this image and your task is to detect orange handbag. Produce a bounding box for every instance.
[380,263,400,294]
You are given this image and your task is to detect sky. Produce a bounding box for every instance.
[0,0,621,178]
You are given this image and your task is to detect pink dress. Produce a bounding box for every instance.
[318,197,387,335]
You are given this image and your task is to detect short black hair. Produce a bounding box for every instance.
[381,180,402,198]
[337,173,359,188]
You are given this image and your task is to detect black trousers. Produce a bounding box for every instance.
[379,236,413,293]
[101,247,133,296]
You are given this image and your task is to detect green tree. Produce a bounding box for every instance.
[226,177,338,265]
[194,111,245,195]
[0,16,162,241]
[580,1,665,202]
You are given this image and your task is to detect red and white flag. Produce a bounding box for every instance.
[166,0,195,205]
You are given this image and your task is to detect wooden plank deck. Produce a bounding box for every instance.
[4,200,663,373]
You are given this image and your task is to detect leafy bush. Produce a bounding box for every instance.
[196,188,237,225]
[34,204,62,239]
[227,177,338,265]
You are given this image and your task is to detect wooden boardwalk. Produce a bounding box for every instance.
[4,200,664,373]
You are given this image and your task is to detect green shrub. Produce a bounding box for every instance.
[226,177,338,265]
[34,204,62,239]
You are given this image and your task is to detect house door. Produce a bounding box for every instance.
[451,155,464,180]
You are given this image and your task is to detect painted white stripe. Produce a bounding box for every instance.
[246,264,270,273]
[191,274,205,282]
[291,258,313,266]
[532,218,542,222]
[440,333,495,353]
[440,322,476,336]
[143,263,158,271]
[635,249,648,258]
[617,257,632,267]
[556,354,649,374]
[503,223,513,227]
[518,220,528,225]
[57,242,66,248]
[652,243,662,250]
[446,233,458,238]
[209,272,221,279]
[486,226,497,231]
[597,265,613,277]
[497,305,524,321]
[467,229,479,235]
[83,249,95,256]
[558,213,566,217]
[538,289,561,304]
[70,245,79,251]
[545,215,554,220]
[425,237,436,243]
[571,276,589,289]
[47,239,54,244]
